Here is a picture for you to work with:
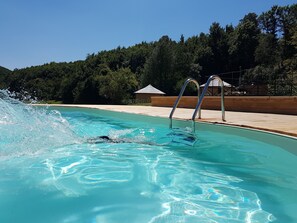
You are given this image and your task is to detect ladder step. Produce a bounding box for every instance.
[169,75,226,131]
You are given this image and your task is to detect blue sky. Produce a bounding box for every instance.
[0,0,296,70]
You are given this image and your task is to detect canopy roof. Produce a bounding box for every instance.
[201,79,232,87]
[134,84,165,94]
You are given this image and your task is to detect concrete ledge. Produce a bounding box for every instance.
[151,96,297,115]
[35,104,297,138]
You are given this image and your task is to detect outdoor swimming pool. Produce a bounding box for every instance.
[0,92,297,223]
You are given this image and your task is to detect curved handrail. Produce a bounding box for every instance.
[169,78,200,128]
[192,75,225,121]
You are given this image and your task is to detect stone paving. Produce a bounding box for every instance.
[43,104,297,138]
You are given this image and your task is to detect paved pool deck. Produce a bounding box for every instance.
[43,104,297,138]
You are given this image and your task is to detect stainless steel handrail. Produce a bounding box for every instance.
[169,78,200,128]
[192,75,225,122]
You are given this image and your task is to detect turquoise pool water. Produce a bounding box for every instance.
[0,93,297,222]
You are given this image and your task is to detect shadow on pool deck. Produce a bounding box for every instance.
[35,104,297,138]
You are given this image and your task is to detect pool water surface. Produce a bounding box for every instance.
[0,103,297,223]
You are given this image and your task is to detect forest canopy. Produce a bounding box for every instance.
[1,4,297,104]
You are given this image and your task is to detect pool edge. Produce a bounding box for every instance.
[33,104,297,140]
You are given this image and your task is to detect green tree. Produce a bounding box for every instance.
[187,33,213,77]
[277,4,297,60]
[141,36,175,95]
[258,6,278,38]
[229,13,260,69]
[208,23,229,74]
[99,68,138,104]
[0,66,12,89]
[173,35,193,90]
[255,33,280,66]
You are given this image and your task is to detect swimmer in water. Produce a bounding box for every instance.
[87,134,197,146]
[87,136,123,144]
[87,135,157,145]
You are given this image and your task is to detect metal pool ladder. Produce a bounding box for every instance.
[169,75,226,131]
[169,78,200,129]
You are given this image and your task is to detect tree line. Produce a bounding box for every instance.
[1,4,296,104]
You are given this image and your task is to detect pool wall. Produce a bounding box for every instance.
[151,96,297,115]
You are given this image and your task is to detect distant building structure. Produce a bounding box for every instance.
[244,84,268,96]
[134,84,165,103]
[201,79,233,95]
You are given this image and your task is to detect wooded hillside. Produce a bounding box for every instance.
[1,4,296,103]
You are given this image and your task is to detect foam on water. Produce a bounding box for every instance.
[0,90,81,158]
